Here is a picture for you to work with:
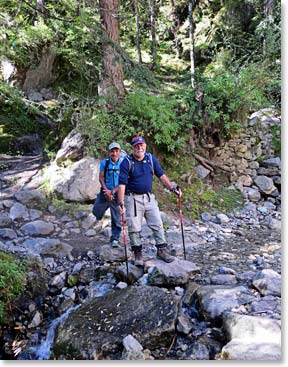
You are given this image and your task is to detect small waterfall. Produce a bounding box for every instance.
[20,304,81,360]
[18,280,113,360]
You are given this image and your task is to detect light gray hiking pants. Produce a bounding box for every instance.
[124,193,166,248]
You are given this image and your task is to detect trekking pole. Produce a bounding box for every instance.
[121,210,129,276]
[178,194,186,260]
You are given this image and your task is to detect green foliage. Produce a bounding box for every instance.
[175,64,274,140]
[1,0,102,96]
[50,197,87,218]
[76,102,134,158]
[120,91,184,151]
[0,81,39,153]
[271,125,281,157]
[154,152,243,220]
[0,252,26,324]
[179,179,243,220]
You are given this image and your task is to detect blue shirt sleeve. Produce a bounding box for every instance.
[100,159,107,172]
[152,154,164,178]
[119,157,130,185]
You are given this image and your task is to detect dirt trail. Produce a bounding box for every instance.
[0,154,47,195]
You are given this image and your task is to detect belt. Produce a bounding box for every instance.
[125,192,152,216]
[125,191,152,196]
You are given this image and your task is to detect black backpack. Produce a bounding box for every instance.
[124,152,154,175]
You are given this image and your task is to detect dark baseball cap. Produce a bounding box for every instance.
[131,136,146,146]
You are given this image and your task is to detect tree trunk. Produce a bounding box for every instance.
[134,0,142,63]
[264,0,274,16]
[36,0,45,13]
[98,0,125,100]
[263,0,275,57]
[188,0,195,89]
[150,0,157,69]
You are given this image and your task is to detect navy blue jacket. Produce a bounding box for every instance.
[119,153,164,194]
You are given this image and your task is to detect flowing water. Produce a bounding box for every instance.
[18,281,113,360]
[18,305,80,360]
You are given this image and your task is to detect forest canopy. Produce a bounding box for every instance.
[0,0,281,157]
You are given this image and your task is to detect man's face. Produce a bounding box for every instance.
[109,148,121,162]
[132,143,146,158]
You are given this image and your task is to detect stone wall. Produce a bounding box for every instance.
[210,108,281,203]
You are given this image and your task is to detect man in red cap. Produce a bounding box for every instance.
[117,136,181,266]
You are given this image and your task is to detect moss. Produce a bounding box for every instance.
[51,197,87,218]
[271,125,281,157]
[153,152,243,220]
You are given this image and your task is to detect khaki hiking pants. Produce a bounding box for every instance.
[124,193,166,248]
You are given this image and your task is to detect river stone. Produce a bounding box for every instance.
[0,213,12,227]
[22,238,73,258]
[220,311,281,360]
[252,269,281,296]
[146,259,200,286]
[53,285,179,359]
[14,189,46,206]
[20,220,54,236]
[196,285,255,321]
[100,244,132,263]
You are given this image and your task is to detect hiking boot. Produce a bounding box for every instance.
[111,240,119,248]
[132,246,144,267]
[156,245,175,263]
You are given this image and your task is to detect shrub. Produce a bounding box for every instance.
[120,91,184,152]
[0,252,26,324]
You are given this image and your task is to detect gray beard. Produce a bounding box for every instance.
[134,151,145,159]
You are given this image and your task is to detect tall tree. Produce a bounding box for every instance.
[98,0,125,100]
[188,0,195,88]
[134,0,142,63]
[150,0,157,69]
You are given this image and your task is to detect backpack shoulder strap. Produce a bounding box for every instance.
[125,154,134,174]
[103,158,110,179]
[146,152,154,174]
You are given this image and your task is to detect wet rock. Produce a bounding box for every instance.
[53,286,180,359]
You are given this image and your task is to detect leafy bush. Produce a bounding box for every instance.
[120,91,184,151]
[77,103,135,158]
[0,81,39,153]
[175,65,276,140]
[0,252,26,324]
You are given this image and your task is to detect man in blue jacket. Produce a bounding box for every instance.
[93,142,124,247]
[117,136,181,266]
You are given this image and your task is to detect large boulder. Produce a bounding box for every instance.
[55,129,84,165]
[46,157,101,202]
[53,285,180,359]
[220,312,281,360]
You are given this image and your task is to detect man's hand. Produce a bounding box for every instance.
[118,202,126,215]
[170,185,182,197]
[103,189,113,201]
